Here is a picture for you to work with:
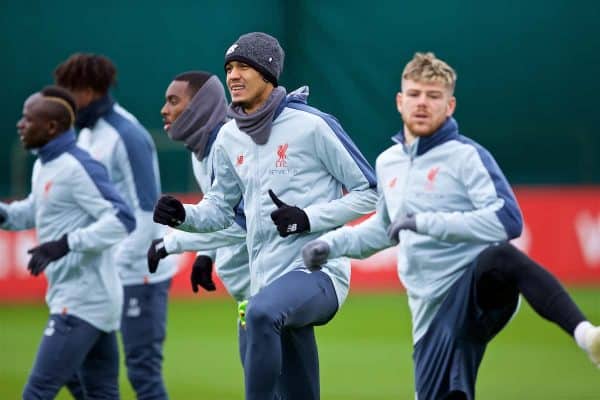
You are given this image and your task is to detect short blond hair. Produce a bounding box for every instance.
[402,52,457,93]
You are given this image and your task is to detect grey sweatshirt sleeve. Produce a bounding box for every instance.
[0,161,39,231]
[303,117,378,232]
[111,137,161,267]
[0,194,36,230]
[163,224,246,254]
[416,144,523,243]
[67,163,133,252]
[320,174,394,259]
[179,144,240,233]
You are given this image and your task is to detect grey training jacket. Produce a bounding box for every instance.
[0,130,135,331]
[320,118,523,342]
[179,87,378,307]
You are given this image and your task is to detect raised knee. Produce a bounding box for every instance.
[482,242,517,259]
[479,242,520,269]
[476,243,529,292]
[246,302,280,332]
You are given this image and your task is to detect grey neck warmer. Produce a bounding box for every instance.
[168,75,227,160]
[227,86,287,145]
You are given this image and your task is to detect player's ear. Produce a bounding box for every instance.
[47,120,59,137]
[446,96,456,117]
[396,92,403,114]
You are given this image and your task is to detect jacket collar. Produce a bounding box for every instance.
[391,117,459,156]
[75,94,115,129]
[38,129,77,163]
[274,85,310,120]
[201,121,225,160]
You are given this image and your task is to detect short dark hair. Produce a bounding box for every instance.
[41,85,77,113]
[173,71,213,98]
[40,85,77,130]
[54,53,117,94]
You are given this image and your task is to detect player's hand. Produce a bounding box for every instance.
[386,214,417,243]
[302,240,330,270]
[147,238,168,273]
[190,255,216,293]
[153,195,186,227]
[268,189,310,237]
[0,207,7,224]
[27,234,70,276]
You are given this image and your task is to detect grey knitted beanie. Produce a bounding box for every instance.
[224,32,285,86]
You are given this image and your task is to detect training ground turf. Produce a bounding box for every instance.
[1,289,598,399]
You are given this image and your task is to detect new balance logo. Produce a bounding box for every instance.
[236,154,244,166]
[389,177,397,188]
[287,224,298,233]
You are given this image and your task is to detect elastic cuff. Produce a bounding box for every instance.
[65,232,77,251]
[163,234,178,254]
[415,213,427,234]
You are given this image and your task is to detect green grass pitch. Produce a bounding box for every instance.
[1,289,599,399]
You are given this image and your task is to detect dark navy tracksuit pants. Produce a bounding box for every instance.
[239,314,306,400]
[66,279,172,400]
[414,242,586,400]
[120,279,171,400]
[244,270,338,400]
[23,314,119,400]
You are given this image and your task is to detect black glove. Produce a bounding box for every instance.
[153,195,186,227]
[386,214,417,243]
[302,240,330,270]
[147,238,168,273]
[27,234,70,276]
[268,189,310,237]
[0,208,7,224]
[190,255,216,293]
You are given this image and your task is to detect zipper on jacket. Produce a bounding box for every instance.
[396,142,414,218]
[397,142,423,285]
[253,143,266,288]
